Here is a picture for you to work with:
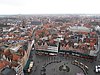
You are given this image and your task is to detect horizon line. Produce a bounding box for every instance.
[0,13,100,15]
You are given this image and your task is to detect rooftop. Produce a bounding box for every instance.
[0,60,10,70]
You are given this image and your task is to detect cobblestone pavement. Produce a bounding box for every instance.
[27,54,100,75]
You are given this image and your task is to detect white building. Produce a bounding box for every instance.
[69,26,91,32]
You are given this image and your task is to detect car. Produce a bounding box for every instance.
[73,60,79,65]
[95,65,100,73]
[84,65,88,71]
[27,61,34,73]
[49,53,57,56]
[29,61,34,68]
[79,62,84,68]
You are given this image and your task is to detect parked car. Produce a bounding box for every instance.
[27,61,34,73]
[49,53,57,56]
[95,65,100,73]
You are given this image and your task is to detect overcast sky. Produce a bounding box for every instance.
[0,0,100,14]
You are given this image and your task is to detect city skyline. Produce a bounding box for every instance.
[0,0,100,15]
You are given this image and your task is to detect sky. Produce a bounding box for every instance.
[0,0,100,15]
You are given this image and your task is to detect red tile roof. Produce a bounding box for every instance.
[0,60,10,70]
[4,50,11,56]
[90,32,96,35]
[79,32,88,35]
[12,54,21,61]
